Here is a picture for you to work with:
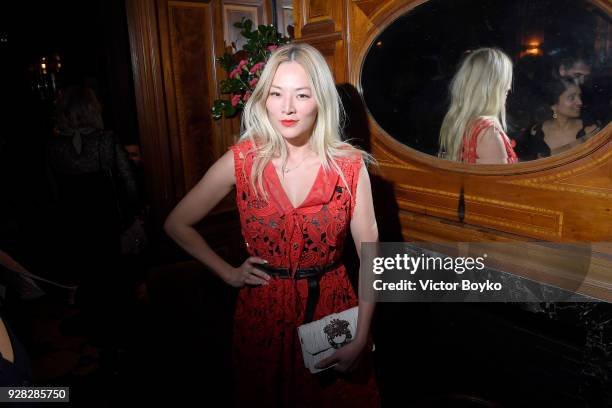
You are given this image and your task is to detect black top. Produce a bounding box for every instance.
[46,130,136,196]
[520,121,595,161]
[46,129,138,223]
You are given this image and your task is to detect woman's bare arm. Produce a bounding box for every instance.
[349,163,378,346]
[475,126,509,164]
[164,150,238,282]
[315,162,378,372]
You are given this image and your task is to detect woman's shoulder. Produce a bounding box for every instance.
[474,116,497,125]
[470,117,499,139]
[472,116,501,131]
[230,137,254,152]
[229,137,260,161]
[332,145,364,165]
[331,146,366,179]
[577,119,600,140]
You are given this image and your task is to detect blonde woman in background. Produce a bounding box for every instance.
[164,43,379,407]
[439,47,518,164]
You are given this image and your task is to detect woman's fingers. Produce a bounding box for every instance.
[245,274,268,285]
[250,267,271,282]
[243,257,270,285]
[247,256,268,265]
[314,355,339,370]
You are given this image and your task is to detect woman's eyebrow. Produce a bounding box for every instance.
[270,85,311,91]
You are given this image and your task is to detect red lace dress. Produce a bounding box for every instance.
[230,140,379,407]
[461,117,518,163]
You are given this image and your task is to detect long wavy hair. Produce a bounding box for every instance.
[55,86,104,132]
[239,42,371,197]
[439,48,513,162]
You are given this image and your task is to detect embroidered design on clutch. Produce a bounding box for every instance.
[324,318,352,349]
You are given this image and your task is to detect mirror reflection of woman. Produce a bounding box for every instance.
[439,48,517,164]
[524,77,599,159]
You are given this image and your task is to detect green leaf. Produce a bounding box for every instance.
[220,78,243,94]
[216,53,235,72]
[212,99,228,120]
[223,103,238,118]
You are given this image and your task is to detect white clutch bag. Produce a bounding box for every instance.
[297,306,358,374]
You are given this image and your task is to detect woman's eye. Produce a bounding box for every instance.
[269,91,280,97]
[297,94,310,99]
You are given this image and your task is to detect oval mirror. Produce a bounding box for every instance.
[361,0,612,163]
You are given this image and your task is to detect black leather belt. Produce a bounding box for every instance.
[258,259,341,323]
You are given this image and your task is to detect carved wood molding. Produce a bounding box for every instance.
[294,0,348,82]
[295,0,344,35]
[396,184,564,238]
[126,0,175,228]
[502,141,612,198]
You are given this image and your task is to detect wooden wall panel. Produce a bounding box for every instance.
[165,2,217,194]
[294,0,347,82]
[296,0,343,34]
[127,0,276,260]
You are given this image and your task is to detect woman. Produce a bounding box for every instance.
[164,43,379,406]
[524,77,599,159]
[46,86,138,339]
[439,48,517,164]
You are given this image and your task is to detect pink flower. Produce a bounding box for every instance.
[267,45,278,52]
[229,66,242,79]
[249,77,259,88]
[243,91,252,102]
[238,59,248,70]
[249,62,265,74]
[231,94,241,107]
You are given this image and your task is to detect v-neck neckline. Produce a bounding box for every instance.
[267,161,323,209]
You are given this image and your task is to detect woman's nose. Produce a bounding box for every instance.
[282,96,295,114]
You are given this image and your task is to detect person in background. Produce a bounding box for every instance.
[46,86,138,346]
[439,47,517,164]
[556,52,592,86]
[523,77,599,160]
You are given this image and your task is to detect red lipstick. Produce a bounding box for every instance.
[280,120,298,127]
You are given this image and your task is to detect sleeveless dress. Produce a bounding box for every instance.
[230,140,379,407]
[461,118,518,164]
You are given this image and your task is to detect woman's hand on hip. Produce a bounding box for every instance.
[223,257,271,288]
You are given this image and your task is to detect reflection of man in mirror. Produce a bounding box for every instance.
[554,51,601,125]
[558,55,591,85]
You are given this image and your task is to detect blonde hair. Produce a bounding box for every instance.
[439,48,513,162]
[239,42,371,197]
